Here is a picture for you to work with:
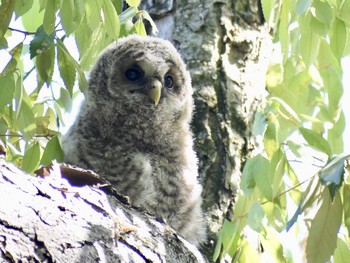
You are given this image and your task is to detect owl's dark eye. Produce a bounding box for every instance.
[164,75,174,89]
[125,67,143,81]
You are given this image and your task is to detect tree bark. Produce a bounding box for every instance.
[142,0,271,257]
[0,160,206,262]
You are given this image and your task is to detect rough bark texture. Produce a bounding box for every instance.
[0,160,206,262]
[142,0,271,257]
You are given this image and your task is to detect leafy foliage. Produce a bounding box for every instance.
[0,0,155,173]
[215,0,350,262]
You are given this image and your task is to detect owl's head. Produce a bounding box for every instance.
[88,35,193,123]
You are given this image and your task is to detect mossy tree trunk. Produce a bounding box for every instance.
[142,0,271,256]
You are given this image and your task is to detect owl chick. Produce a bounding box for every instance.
[62,35,206,246]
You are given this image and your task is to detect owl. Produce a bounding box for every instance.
[62,35,206,246]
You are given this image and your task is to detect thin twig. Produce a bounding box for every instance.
[8,27,36,35]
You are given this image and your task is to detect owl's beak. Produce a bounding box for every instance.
[148,79,162,106]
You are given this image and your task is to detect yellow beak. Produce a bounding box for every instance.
[148,79,162,106]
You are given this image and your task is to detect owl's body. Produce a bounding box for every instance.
[62,35,206,245]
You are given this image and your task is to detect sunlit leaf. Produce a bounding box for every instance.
[261,0,274,25]
[2,42,23,74]
[74,16,92,56]
[57,39,76,96]
[80,23,104,70]
[57,87,73,112]
[142,10,158,34]
[287,175,322,231]
[119,6,137,24]
[264,116,279,158]
[16,100,36,141]
[35,43,55,87]
[40,136,63,166]
[330,18,347,60]
[300,31,320,67]
[238,239,261,263]
[252,155,273,200]
[328,111,345,154]
[14,0,34,18]
[296,0,312,15]
[14,75,24,120]
[220,220,241,259]
[299,127,332,156]
[21,142,41,174]
[338,0,350,26]
[21,0,44,32]
[0,72,15,113]
[134,17,146,36]
[343,185,350,238]
[334,237,350,263]
[43,0,59,34]
[263,202,286,231]
[247,203,264,232]
[260,228,287,263]
[126,0,141,7]
[85,0,103,31]
[270,148,285,199]
[102,0,120,39]
[0,0,15,39]
[306,190,342,263]
[61,0,85,35]
[279,0,291,60]
[312,0,334,28]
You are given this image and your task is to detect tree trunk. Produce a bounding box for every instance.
[0,160,206,262]
[142,0,271,257]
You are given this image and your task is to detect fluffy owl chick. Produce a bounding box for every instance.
[62,35,206,246]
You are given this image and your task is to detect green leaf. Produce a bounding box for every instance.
[21,0,44,32]
[296,0,312,15]
[0,0,15,39]
[338,0,350,25]
[279,0,291,60]
[21,142,41,174]
[0,72,15,113]
[134,17,146,36]
[319,153,349,200]
[126,0,141,7]
[80,23,104,70]
[299,127,332,156]
[119,6,137,24]
[219,220,241,259]
[2,42,23,74]
[300,31,320,67]
[16,100,36,140]
[252,155,273,200]
[263,116,279,158]
[238,239,261,263]
[85,0,103,31]
[270,148,285,199]
[35,43,55,87]
[343,184,350,238]
[74,16,92,55]
[29,25,55,59]
[102,0,120,39]
[247,203,265,232]
[43,0,59,34]
[330,18,347,60]
[40,136,63,166]
[57,40,76,96]
[57,87,73,112]
[306,190,342,263]
[142,10,158,34]
[14,75,24,120]
[334,237,350,263]
[261,0,274,24]
[60,0,85,35]
[313,0,334,28]
[14,0,34,18]
[260,228,287,263]
[263,202,286,231]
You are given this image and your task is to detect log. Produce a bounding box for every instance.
[0,159,207,262]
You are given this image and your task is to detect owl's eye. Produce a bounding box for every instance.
[125,67,143,81]
[164,75,174,89]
